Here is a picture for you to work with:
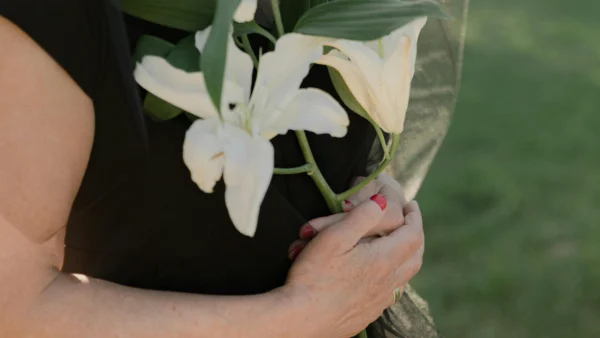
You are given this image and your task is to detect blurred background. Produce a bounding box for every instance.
[413,0,600,337]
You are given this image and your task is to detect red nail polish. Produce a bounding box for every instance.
[288,245,304,260]
[344,200,354,207]
[370,194,387,211]
[299,224,317,240]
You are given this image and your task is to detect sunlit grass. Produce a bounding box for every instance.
[413,0,600,337]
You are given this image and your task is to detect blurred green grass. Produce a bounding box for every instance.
[413,0,600,337]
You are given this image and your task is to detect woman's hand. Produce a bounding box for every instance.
[284,198,424,338]
[289,174,408,257]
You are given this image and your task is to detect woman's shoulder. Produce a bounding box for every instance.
[0,0,116,98]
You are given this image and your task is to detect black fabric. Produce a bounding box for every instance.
[1,0,376,295]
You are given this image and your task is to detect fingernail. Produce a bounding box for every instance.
[288,244,305,260]
[343,200,354,207]
[370,194,387,211]
[299,224,317,240]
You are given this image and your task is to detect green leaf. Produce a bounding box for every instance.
[120,0,216,32]
[143,93,183,121]
[201,0,241,114]
[328,67,368,119]
[185,112,200,122]
[142,34,201,121]
[233,21,277,44]
[166,35,201,72]
[132,35,174,65]
[295,0,448,41]
[280,0,329,33]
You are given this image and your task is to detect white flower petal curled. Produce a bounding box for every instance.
[267,88,350,138]
[316,18,428,134]
[183,118,225,193]
[134,56,217,119]
[317,52,376,118]
[251,33,325,130]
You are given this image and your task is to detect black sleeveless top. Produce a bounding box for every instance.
[1,0,376,295]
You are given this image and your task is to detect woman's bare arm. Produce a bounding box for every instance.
[0,17,310,338]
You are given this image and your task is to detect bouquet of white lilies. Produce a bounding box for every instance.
[123,1,447,336]
[124,0,446,238]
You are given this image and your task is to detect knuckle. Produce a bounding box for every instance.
[406,233,424,253]
[348,209,378,232]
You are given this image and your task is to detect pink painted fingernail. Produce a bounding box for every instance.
[288,244,305,260]
[342,200,354,211]
[299,224,317,240]
[370,194,387,211]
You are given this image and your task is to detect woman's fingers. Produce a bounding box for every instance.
[303,200,404,241]
[387,285,406,307]
[378,198,404,236]
[341,175,407,235]
[357,236,379,245]
[285,200,424,337]
[316,197,386,254]
[344,177,382,208]
[303,213,347,239]
[377,201,424,264]
[288,236,378,261]
[395,250,424,284]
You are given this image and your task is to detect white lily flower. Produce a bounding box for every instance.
[234,0,258,23]
[134,29,349,237]
[316,17,427,134]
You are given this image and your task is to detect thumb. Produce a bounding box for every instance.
[319,195,387,252]
[343,177,383,211]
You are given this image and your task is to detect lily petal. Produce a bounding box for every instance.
[382,17,427,73]
[379,36,412,133]
[183,118,225,193]
[234,0,258,23]
[265,88,349,138]
[379,17,427,133]
[251,33,324,130]
[222,125,274,237]
[364,17,427,63]
[195,28,254,102]
[323,40,383,94]
[317,52,376,118]
[134,56,217,119]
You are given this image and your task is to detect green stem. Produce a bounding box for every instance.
[241,35,259,68]
[234,37,245,51]
[251,25,277,45]
[336,133,401,202]
[273,164,313,175]
[295,131,342,213]
[357,330,369,338]
[373,124,390,161]
[271,0,285,37]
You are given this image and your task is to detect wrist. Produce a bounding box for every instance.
[273,284,321,338]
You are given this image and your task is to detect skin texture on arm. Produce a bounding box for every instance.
[0,17,310,338]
